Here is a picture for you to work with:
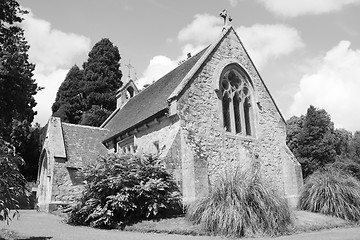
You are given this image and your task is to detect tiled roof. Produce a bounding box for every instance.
[62,123,109,167]
[102,47,209,142]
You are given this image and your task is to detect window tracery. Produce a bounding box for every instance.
[220,65,254,136]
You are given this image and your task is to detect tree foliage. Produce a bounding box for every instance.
[286,106,336,178]
[0,138,28,223]
[0,0,38,144]
[67,154,183,229]
[350,131,360,162]
[52,65,84,124]
[52,38,123,126]
[287,106,360,180]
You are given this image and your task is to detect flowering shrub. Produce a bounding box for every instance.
[68,154,183,228]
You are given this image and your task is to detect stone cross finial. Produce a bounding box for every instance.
[220,9,232,31]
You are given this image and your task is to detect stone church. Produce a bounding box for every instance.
[37,11,303,211]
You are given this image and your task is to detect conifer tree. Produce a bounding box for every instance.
[52,38,123,126]
[0,0,38,144]
[52,65,84,124]
[286,106,336,178]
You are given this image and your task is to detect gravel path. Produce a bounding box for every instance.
[1,210,360,240]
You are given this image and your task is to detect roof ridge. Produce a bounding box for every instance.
[168,27,232,101]
[62,122,109,131]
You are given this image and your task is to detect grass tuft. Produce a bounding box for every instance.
[186,169,292,237]
[298,167,360,222]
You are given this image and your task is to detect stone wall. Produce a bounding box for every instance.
[134,115,183,187]
[176,29,302,206]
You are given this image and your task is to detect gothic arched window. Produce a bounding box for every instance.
[220,65,254,136]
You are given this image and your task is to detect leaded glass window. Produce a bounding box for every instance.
[220,65,254,136]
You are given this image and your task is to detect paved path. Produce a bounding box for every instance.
[1,210,360,240]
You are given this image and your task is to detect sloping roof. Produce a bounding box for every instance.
[61,123,109,167]
[102,47,209,142]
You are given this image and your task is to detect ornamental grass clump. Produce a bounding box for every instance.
[186,168,292,237]
[67,154,183,228]
[298,167,360,221]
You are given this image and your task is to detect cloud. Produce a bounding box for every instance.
[19,9,91,125]
[236,24,304,68]
[136,56,177,88]
[257,0,360,17]
[177,14,222,45]
[137,14,303,90]
[21,11,91,74]
[33,69,68,125]
[289,41,360,132]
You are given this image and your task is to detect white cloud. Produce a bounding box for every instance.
[19,9,91,125]
[289,41,360,132]
[33,69,68,125]
[137,14,303,94]
[21,11,90,74]
[136,56,177,89]
[257,0,360,17]
[236,24,304,68]
[177,14,222,45]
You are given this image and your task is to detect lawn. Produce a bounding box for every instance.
[124,210,355,237]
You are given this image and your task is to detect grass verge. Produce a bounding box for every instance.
[124,210,356,236]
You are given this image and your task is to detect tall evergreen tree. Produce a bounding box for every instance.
[82,38,123,112]
[286,106,336,178]
[0,0,38,147]
[52,38,123,126]
[52,65,84,124]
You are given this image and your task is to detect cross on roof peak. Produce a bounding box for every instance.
[220,9,232,31]
[125,60,134,81]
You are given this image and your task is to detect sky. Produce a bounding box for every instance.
[17,0,360,132]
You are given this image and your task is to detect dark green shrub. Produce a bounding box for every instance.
[329,157,360,181]
[299,167,360,221]
[0,138,27,223]
[186,169,292,237]
[67,154,183,228]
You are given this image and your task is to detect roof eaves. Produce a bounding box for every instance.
[102,108,168,144]
[167,27,232,102]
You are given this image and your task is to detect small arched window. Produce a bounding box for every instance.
[220,65,254,136]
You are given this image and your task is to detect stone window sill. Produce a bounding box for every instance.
[223,131,256,142]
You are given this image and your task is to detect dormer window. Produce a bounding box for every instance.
[219,64,254,136]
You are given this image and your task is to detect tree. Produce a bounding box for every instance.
[334,128,352,156]
[0,0,39,146]
[350,131,360,162]
[52,38,123,126]
[52,65,85,124]
[18,124,42,181]
[286,115,305,157]
[79,105,112,127]
[0,138,27,223]
[286,106,336,178]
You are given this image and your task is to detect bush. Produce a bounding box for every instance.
[329,157,360,181]
[0,138,27,223]
[186,169,292,237]
[67,154,183,228]
[298,167,360,221]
